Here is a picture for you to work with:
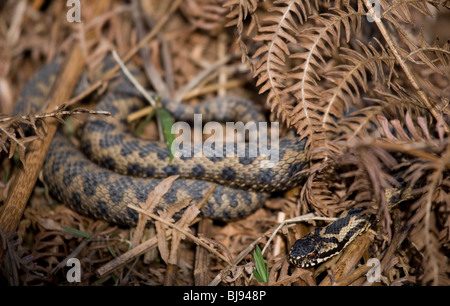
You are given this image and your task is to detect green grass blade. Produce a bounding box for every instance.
[62,226,91,239]
[156,107,176,163]
[253,245,269,283]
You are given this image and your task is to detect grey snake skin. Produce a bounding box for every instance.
[15,57,308,226]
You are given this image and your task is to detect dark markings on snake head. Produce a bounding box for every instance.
[221,167,236,180]
[290,234,320,260]
[101,157,116,171]
[164,165,179,176]
[192,165,206,177]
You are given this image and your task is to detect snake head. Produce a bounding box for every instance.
[288,234,323,268]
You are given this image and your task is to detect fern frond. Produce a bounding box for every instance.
[224,0,260,65]
[286,3,365,155]
[252,0,315,123]
[181,0,229,32]
[323,40,395,135]
[405,141,450,285]
[380,0,433,26]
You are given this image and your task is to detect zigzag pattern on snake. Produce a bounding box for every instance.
[15,57,308,226]
[18,56,404,268]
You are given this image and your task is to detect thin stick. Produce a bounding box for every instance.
[209,213,336,286]
[175,55,234,102]
[0,0,110,265]
[261,214,336,255]
[111,50,165,141]
[112,50,156,107]
[131,0,169,97]
[128,204,232,265]
[364,0,448,132]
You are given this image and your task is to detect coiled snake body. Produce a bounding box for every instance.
[16,57,376,268]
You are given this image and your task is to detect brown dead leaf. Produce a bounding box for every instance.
[132,175,179,247]
[168,204,201,265]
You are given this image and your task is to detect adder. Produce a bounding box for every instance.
[14,55,390,268]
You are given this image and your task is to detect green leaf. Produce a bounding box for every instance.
[107,239,117,258]
[62,226,91,239]
[252,245,269,283]
[134,108,156,137]
[156,107,176,164]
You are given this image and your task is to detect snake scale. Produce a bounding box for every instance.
[15,56,378,268]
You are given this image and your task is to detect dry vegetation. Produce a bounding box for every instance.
[0,0,449,286]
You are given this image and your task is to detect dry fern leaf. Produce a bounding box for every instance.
[252,0,314,123]
[286,3,366,156]
[323,40,395,125]
[407,143,450,285]
[379,0,433,26]
[224,0,260,66]
[224,0,260,32]
[181,0,229,32]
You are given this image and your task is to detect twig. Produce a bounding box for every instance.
[111,50,165,141]
[96,233,169,278]
[182,79,246,100]
[121,0,183,65]
[364,0,448,133]
[131,0,169,97]
[175,54,235,102]
[0,109,110,124]
[194,219,213,285]
[111,50,156,107]
[0,0,109,266]
[97,186,216,277]
[261,214,336,256]
[208,213,336,286]
[319,230,375,286]
[128,204,232,265]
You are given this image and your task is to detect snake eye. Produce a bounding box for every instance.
[308,251,316,259]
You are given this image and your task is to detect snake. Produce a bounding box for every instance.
[15,55,386,269]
